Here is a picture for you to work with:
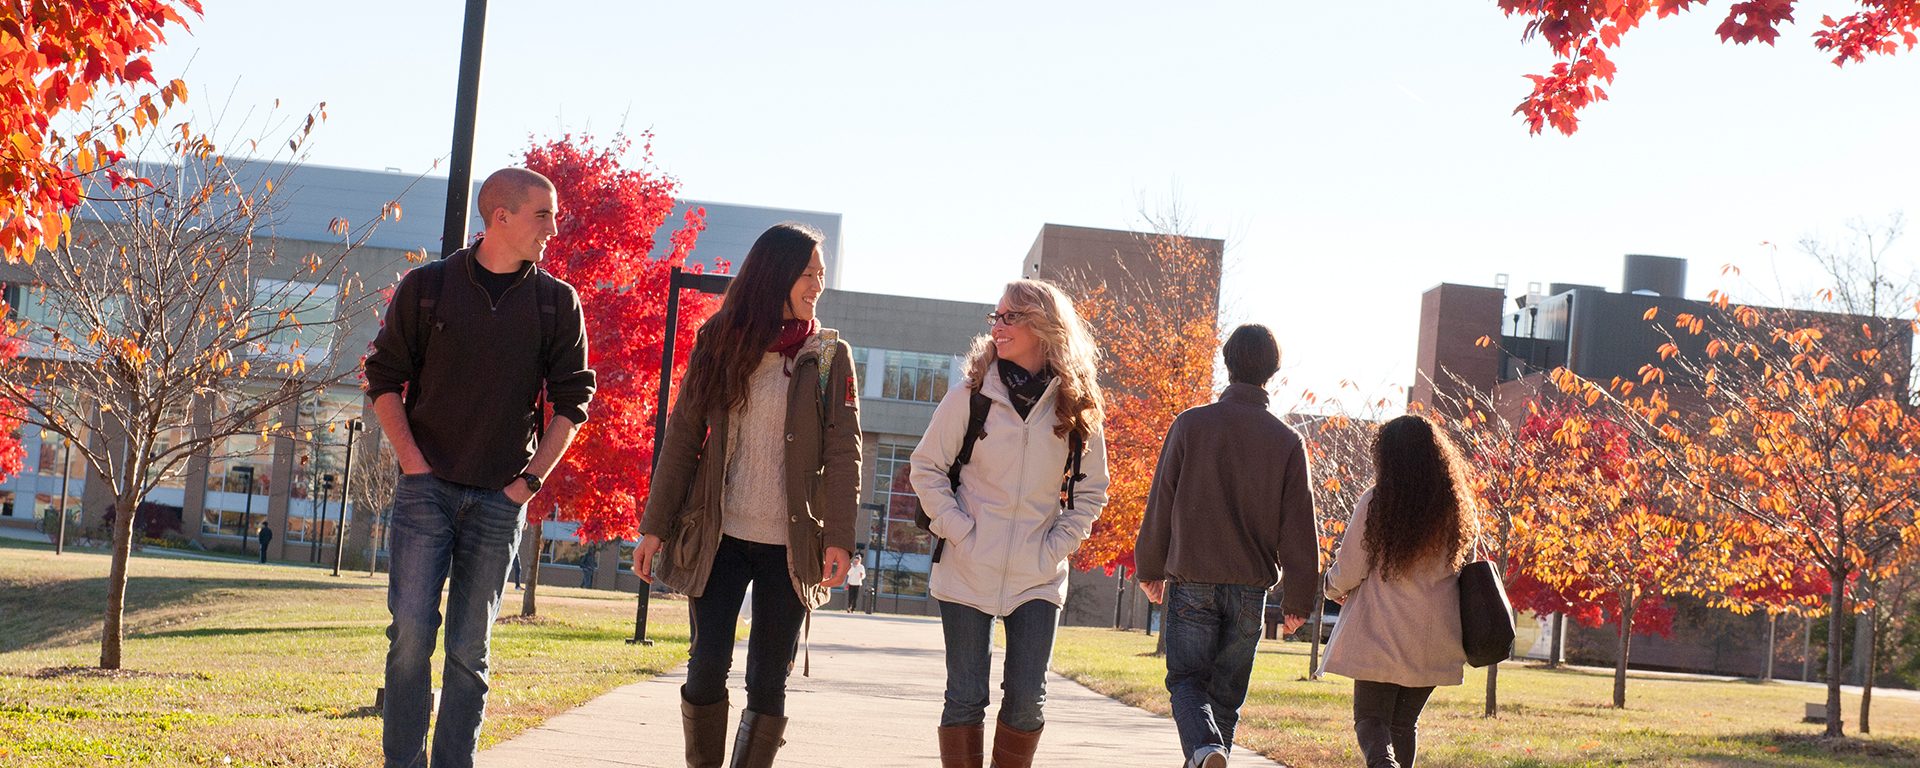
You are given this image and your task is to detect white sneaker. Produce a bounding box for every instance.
[1192,746,1228,768]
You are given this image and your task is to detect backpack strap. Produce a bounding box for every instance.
[1060,429,1088,510]
[919,385,990,564]
[946,388,993,493]
[408,259,451,406]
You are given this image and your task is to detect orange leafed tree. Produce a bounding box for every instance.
[1498,1,1918,135]
[1060,227,1220,575]
[0,1,200,260]
[1554,286,1920,735]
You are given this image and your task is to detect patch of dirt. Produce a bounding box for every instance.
[1767,732,1917,759]
[19,665,209,681]
[494,614,561,626]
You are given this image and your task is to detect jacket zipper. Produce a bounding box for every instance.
[463,247,532,311]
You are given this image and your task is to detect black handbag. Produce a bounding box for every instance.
[1458,558,1516,668]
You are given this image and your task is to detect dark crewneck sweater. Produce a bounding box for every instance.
[364,245,595,489]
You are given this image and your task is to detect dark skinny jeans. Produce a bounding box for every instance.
[1352,680,1435,768]
[683,535,808,717]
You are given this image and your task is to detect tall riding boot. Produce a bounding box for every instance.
[988,721,1043,768]
[729,710,789,768]
[681,694,730,768]
[937,724,984,768]
[1354,718,1399,768]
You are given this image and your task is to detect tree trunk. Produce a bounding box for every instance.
[1861,602,1878,735]
[99,489,141,669]
[1763,613,1776,682]
[1613,592,1638,708]
[521,518,542,617]
[1548,612,1566,669]
[1483,660,1500,717]
[1824,564,1847,737]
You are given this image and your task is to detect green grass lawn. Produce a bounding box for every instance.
[1051,626,1920,768]
[0,538,691,767]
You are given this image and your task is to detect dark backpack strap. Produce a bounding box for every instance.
[533,268,560,433]
[408,259,450,405]
[945,388,993,493]
[1060,430,1087,510]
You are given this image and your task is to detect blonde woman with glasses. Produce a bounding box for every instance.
[910,279,1111,768]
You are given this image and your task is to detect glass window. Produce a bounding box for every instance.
[866,442,931,598]
[880,351,951,404]
[254,278,340,363]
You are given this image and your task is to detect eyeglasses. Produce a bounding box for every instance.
[987,310,1031,327]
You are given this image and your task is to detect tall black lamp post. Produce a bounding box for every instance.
[235,465,256,556]
[630,266,731,646]
[332,419,362,577]
[441,0,488,256]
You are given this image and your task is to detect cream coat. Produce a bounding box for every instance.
[909,371,1110,617]
[1323,488,1468,687]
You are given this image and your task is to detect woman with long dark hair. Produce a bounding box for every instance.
[1323,413,1479,768]
[910,279,1110,768]
[635,222,861,768]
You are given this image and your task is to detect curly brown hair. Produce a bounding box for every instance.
[1362,413,1478,582]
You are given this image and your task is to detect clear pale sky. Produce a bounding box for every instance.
[149,1,1920,412]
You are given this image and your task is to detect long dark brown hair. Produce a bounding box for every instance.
[1362,413,1478,582]
[679,222,823,418]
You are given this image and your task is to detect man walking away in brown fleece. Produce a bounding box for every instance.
[1134,324,1319,768]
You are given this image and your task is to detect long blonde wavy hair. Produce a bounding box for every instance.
[964,279,1105,439]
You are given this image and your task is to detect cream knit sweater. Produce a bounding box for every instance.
[721,352,790,545]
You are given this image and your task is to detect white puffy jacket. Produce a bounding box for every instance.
[909,370,1110,617]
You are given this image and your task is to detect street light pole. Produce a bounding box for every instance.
[332,420,361,577]
[441,0,489,256]
[630,267,732,646]
[236,465,255,557]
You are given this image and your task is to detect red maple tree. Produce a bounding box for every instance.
[1498,1,1918,134]
[521,134,719,545]
[0,1,198,259]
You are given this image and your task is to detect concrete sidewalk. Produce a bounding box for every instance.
[478,610,1284,767]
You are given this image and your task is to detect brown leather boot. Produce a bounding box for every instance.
[938,724,984,768]
[728,710,788,768]
[680,694,729,768]
[989,721,1043,768]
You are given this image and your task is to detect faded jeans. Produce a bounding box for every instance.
[939,598,1059,732]
[382,473,525,768]
[1163,582,1266,765]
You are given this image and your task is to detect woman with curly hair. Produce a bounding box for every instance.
[910,279,1110,768]
[1324,413,1479,768]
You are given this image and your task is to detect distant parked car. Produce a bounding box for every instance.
[1264,590,1340,643]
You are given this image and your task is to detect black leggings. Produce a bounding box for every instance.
[1353,680,1435,768]
[683,535,808,716]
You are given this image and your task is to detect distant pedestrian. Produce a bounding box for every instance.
[510,553,522,590]
[257,522,273,564]
[912,279,1110,768]
[1134,324,1318,768]
[578,547,597,589]
[633,222,861,768]
[845,555,866,613]
[363,166,595,768]
[1324,414,1479,768]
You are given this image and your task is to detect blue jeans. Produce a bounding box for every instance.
[684,535,808,716]
[382,473,525,768]
[939,598,1059,732]
[1164,582,1266,764]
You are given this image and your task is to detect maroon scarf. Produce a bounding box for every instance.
[770,318,819,376]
